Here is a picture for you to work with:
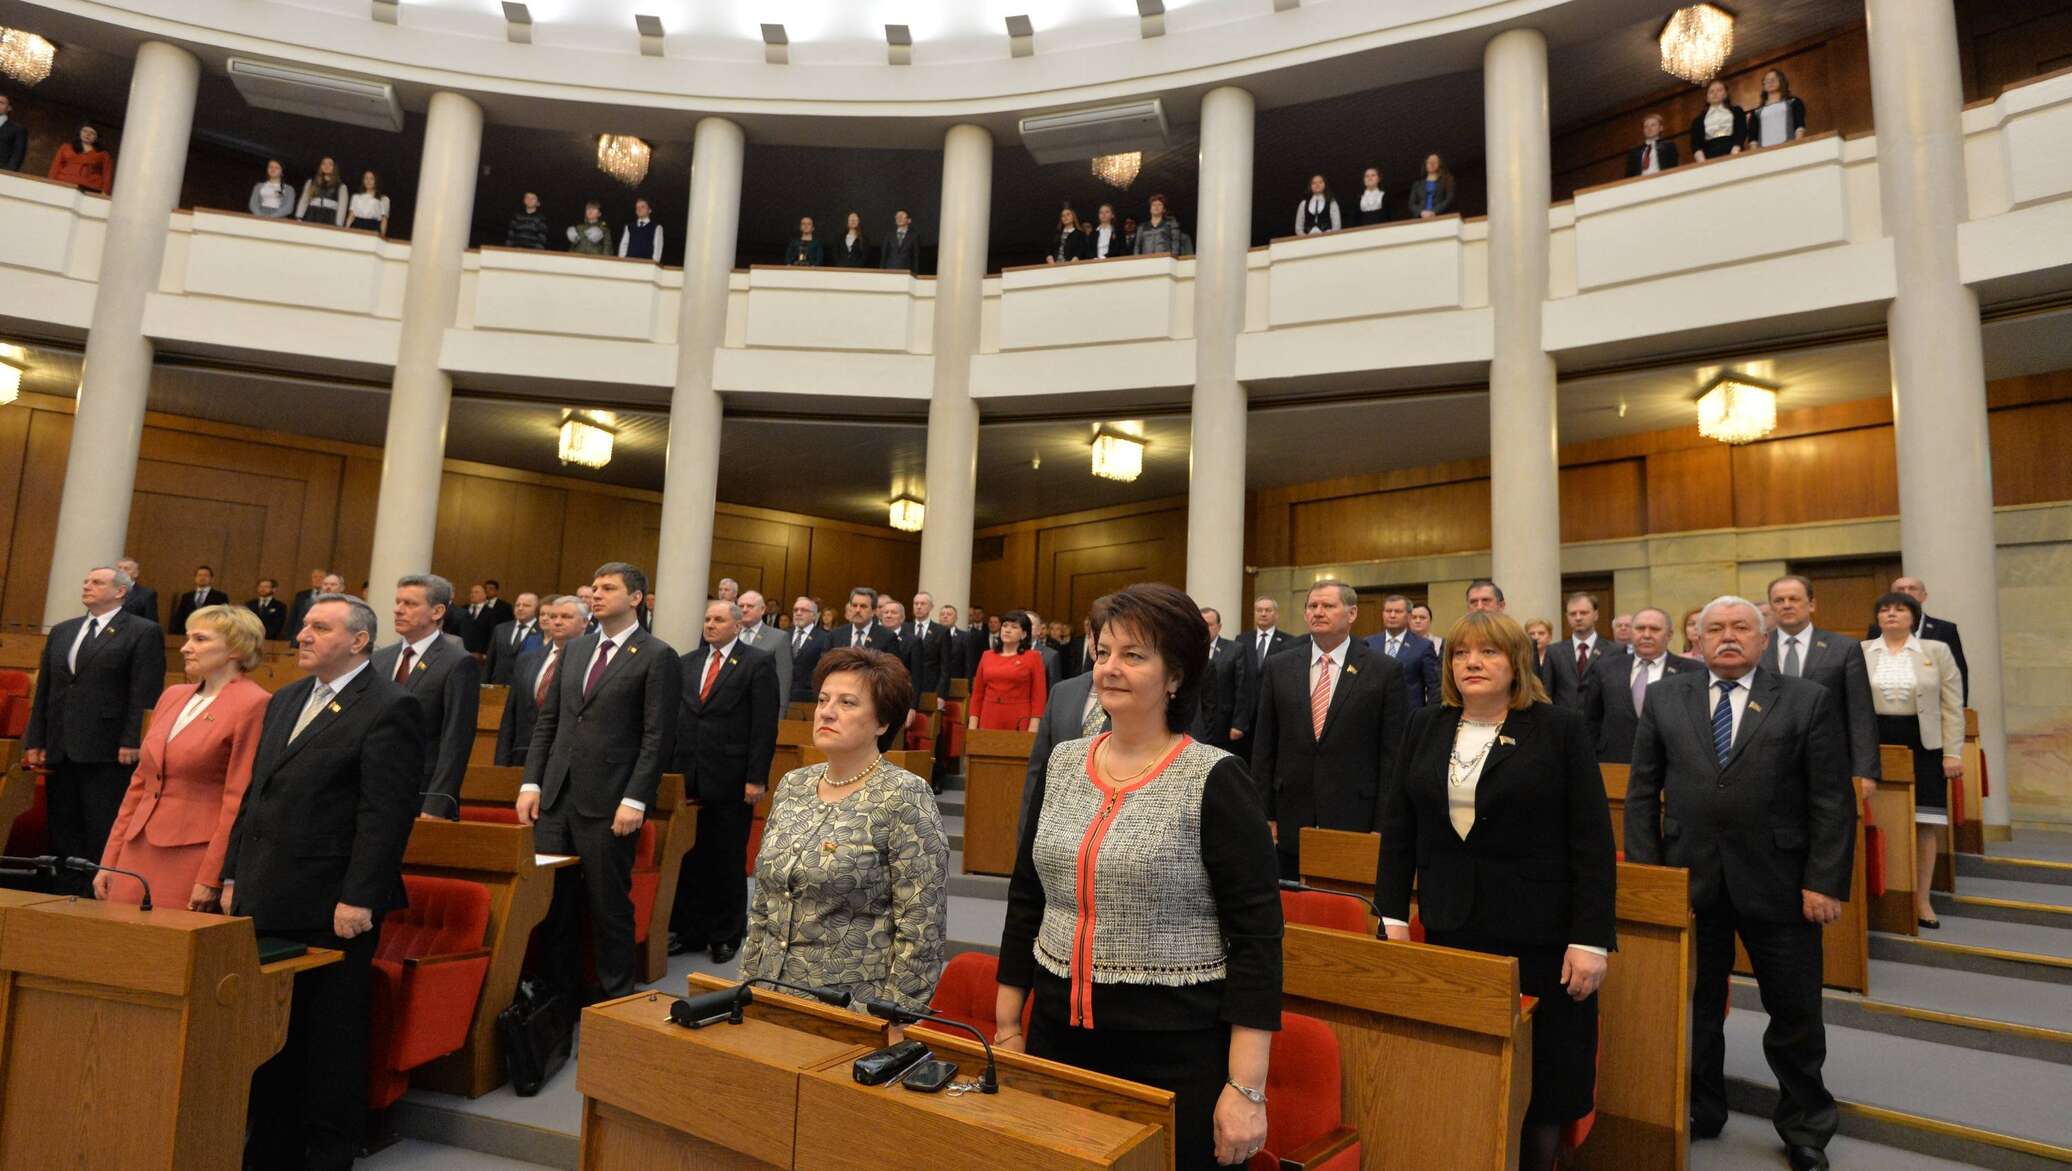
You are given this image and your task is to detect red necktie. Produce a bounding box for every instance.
[1643,143,1653,170]
[583,641,614,695]
[700,650,724,701]
[394,646,414,684]
[1576,642,1591,672]
[535,648,558,703]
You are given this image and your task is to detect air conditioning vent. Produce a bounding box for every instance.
[227,58,405,132]
[1018,99,1168,165]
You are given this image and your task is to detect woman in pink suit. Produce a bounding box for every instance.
[95,605,270,910]
[968,611,1048,732]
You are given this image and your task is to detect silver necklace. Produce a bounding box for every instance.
[1448,719,1502,788]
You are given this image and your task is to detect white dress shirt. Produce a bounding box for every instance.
[68,606,122,672]
[1629,655,1666,688]
[1359,187,1384,212]
[1309,638,1350,711]
[1639,137,1662,174]
[1094,224,1115,256]
[1774,628,1812,676]
[1253,627,1279,663]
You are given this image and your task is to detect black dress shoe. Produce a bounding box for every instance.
[1918,917,1942,930]
[1690,1117,1725,1140]
[667,933,702,957]
[709,940,740,964]
[1787,1143,1829,1170]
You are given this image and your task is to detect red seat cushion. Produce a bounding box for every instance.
[924,952,1031,1042]
[1281,889,1371,934]
[4,777,48,857]
[367,874,493,1109]
[1247,1012,1361,1171]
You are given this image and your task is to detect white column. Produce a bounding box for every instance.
[1866,0,2009,828]
[1482,28,1562,622]
[915,124,992,618]
[652,116,744,650]
[40,42,199,628]
[365,91,482,606]
[1185,86,1254,626]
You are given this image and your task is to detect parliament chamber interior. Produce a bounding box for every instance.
[1,0,2070,1168]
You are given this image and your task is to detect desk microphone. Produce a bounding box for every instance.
[0,854,58,880]
[667,983,750,1029]
[856,997,998,1094]
[743,977,855,1008]
[418,791,462,820]
[1277,878,1380,925]
[58,856,155,911]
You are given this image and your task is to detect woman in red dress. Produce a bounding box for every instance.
[95,605,270,910]
[968,611,1048,732]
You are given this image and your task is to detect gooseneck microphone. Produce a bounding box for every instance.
[61,856,155,910]
[857,997,999,1094]
[1277,878,1380,923]
[743,977,855,1008]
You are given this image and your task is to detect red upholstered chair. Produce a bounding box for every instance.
[0,670,31,738]
[628,821,660,947]
[3,776,48,857]
[1246,1012,1361,1171]
[938,700,966,760]
[746,811,768,876]
[367,875,493,1110]
[460,802,519,825]
[1280,889,1372,934]
[925,951,1031,1042]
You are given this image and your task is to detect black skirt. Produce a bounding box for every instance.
[1425,927,1598,1123]
[1878,713,1947,813]
[300,202,339,225]
[348,217,382,232]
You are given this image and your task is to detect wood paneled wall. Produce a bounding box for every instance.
[0,391,916,626]
[1248,371,2072,572]
[969,498,1189,624]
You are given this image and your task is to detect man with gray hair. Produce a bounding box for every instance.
[734,590,792,703]
[24,565,166,892]
[1580,606,1700,763]
[115,556,159,625]
[787,595,828,703]
[1625,594,1852,1167]
[370,574,479,819]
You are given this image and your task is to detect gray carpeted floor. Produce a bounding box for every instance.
[1847,958,2072,1033]
[1953,875,2072,909]
[1987,829,2072,863]
[361,1139,558,1170]
[1891,914,2072,960]
[1690,1120,1982,1169]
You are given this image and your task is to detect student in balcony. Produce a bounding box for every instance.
[1133,194,1190,256]
[0,95,25,174]
[784,215,825,267]
[1088,203,1126,259]
[566,200,612,255]
[1047,206,1093,263]
[830,210,871,267]
[1748,68,1809,150]
[247,159,296,219]
[296,156,348,226]
[1295,172,1341,235]
[1625,113,1681,176]
[1689,78,1748,160]
[1408,153,1454,218]
[1120,215,1139,253]
[346,169,389,236]
[49,124,112,194]
[1351,166,1388,226]
[618,197,663,262]
[506,191,549,249]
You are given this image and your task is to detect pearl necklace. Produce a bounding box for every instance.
[824,756,883,789]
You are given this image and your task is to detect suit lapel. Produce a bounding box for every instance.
[74,612,119,672]
[1472,703,1538,828]
[1685,673,1723,775]
[1724,669,1779,772]
[271,667,371,771]
[405,637,441,691]
[579,626,645,710]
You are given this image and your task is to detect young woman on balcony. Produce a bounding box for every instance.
[1295,172,1341,235]
[48,124,112,194]
[1351,166,1388,226]
[1408,153,1454,218]
[346,169,389,236]
[248,159,296,220]
[1748,68,1809,149]
[1690,78,1749,160]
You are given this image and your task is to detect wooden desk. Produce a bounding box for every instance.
[1298,828,1692,1171]
[769,719,813,786]
[0,896,338,1170]
[471,685,509,766]
[403,817,573,1098]
[1955,707,1988,855]
[962,729,1036,875]
[1869,746,1921,936]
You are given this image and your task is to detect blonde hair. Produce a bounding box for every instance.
[1438,611,1549,711]
[185,604,265,670]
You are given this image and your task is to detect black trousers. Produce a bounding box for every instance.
[535,801,639,1000]
[46,761,131,895]
[1692,897,1836,1148]
[673,796,751,946]
[1028,1009,1232,1170]
[247,926,379,1171]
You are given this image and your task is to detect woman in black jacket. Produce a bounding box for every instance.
[1047,207,1093,263]
[830,210,871,267]
[1690,78,1749,160]
[1747,68,1809,150]
[784,215,825,267]
[1377,610,1616,1171]
[1407,154,1455,218]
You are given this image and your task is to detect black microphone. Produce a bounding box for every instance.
[62,856,155,911]
[418,791,462,819]
[1278,878,1380,923]
[743,976,855,1008]
[667,984,750,1029]
[0,854,59,879]
[857,997,998,1094]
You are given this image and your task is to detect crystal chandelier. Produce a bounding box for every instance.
[1658,4,1734,84]
[0,27,56,86]
[558,413,616,468]
[1090,152,1142,190]
[1695,377,1776,445]
[0,345,23,407]
[888,496,925,532]
[1090,424,1146,482]
[596,134,651,187]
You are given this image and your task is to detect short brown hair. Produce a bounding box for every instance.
[1438,611,1549,711]
[1089,583,1210,733]
[811,647,914,751]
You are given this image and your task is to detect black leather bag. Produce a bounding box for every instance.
[497,978,574,1096]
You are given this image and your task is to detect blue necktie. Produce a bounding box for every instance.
[1712,679,1737,766]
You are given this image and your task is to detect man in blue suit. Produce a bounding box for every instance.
[1364,593,1440,708]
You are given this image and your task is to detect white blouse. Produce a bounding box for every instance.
[1756,101,1791,146]
[348,192,389,221]
[256,181,290,210]
[1703,103,1734,142]
[167,686,220,742]
[1447,718,1503,839]
[1359,188,1384,212]
[1866,636,1924,711]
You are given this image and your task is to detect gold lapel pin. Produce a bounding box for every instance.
[1344,664,1359,675]
[414,660,426,671]
[328,702,342,713]
[1498,735,1516,746]
[627,645,638,655]
[1748,701,1763,713]
[729,657,739,666]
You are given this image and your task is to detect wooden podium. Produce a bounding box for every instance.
[578,977,1172,1170]
[0,892,337,1170]
[962,729,1036,875]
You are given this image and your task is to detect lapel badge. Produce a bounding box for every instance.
[1344,664,1358,675]
[1498,735,1516,747]
[626,645,638,655]
[1748,701,1763,713]
[821,839,837,854]
[328,702,343,714]
[729,657,739,666]
[100,623,114,636]
[1814,640,1827,650]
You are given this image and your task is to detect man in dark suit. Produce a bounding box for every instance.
[1251,582,1408,877]
[1624,112,1681,177]
[1023,660,1108,836]
[1541,591,1603,709]
[1364,593,1440,708]
[370,574,480,819]
[496,596,578,767]
[901,590,954,698]
[736,590,794,706]
[0,95,25,173]
[1766,576,1882,799]
[221,593,423,1171]
[480,579,516,634]
[786,595,829,704]
[1625,595,1853,1170]
[115,557,159,625]
[519,563,681,1001]
[1582,606,1701,763]
[955,606,992,680]
[669,598,781,962]
[1231,595,1295,756]
[879,208,919,274]
[834,587,899,653]
[23,565,166,893]
[168,564,231,634]
[1864,575,1969,704]
[1025,610,1063,688]
[1191,607,1240,750]
[245,577,289,640]
[1062,618,1097,679]
[289,570,337,638]
[484,592,543,685]
[455,583,494,654]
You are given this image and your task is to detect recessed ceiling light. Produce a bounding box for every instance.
[635,13,664,57]
[762,23,788,65]
[501,1,531,44]
[1005,15,1034,58]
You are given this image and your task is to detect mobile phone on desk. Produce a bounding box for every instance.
[899,1057,958,1093]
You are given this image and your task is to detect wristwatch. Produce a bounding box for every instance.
[1226,1078,1268,1106]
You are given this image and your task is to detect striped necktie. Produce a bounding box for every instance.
[1712,679,1737,765]
[1310,655,1333,739]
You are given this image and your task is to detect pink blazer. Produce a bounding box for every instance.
[101,676,270,887]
